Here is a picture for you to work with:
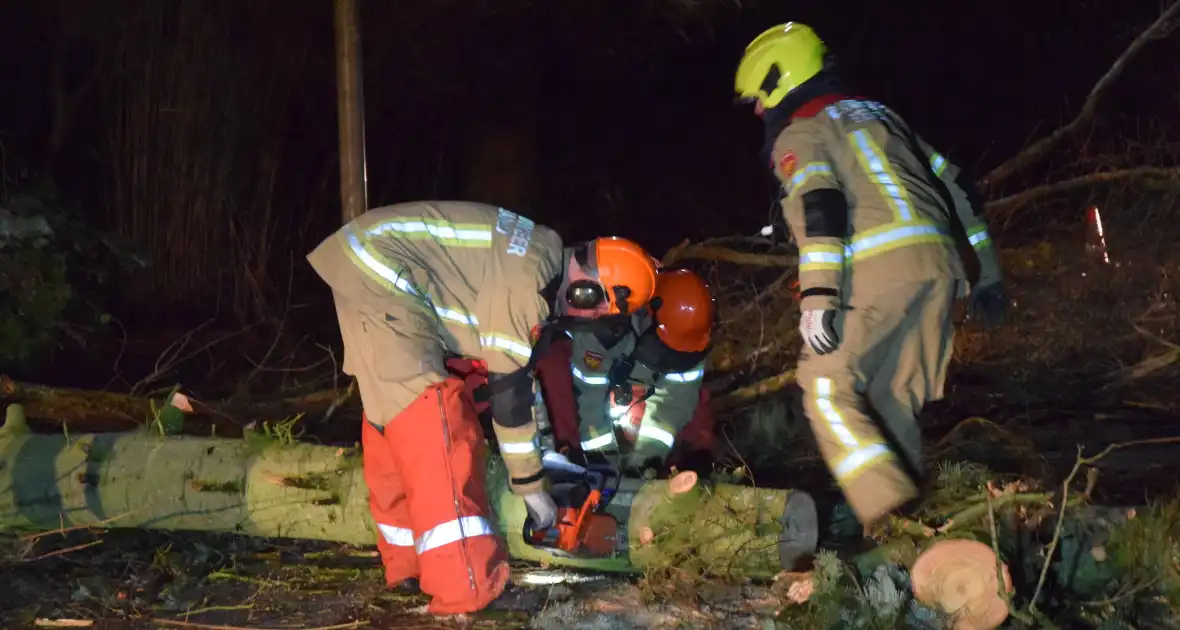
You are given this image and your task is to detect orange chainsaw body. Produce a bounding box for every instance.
[526,487,619,557]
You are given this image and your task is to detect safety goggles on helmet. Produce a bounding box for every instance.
[565,239,657,316]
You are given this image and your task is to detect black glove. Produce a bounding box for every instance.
[967,281,1007,331]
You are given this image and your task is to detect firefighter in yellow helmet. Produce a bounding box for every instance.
[734,23,1007,528]
[307,201,658,613]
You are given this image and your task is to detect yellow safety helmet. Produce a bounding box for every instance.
[734,22,827,110]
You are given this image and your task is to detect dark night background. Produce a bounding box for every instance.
[1,0,1177,385]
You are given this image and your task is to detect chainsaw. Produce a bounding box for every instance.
[522,454,623,559]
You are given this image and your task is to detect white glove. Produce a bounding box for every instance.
[799,309,839,355]
[523,492,558,529]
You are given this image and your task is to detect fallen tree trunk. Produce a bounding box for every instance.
[0,375,354,432]
[0,406,806,577]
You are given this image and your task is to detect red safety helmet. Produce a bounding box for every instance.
[650,269,716,352]
[565,237,659,316]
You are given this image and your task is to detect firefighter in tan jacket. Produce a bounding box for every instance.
[535,269,718,476]
[307,201,658,614]
[734,23,1008,529]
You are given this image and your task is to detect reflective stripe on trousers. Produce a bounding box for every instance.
[377,516,497,556]
[814,377,893,482]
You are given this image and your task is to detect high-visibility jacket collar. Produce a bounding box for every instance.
[791,93,853,121]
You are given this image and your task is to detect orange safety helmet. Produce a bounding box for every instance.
[651,269,716,352]
[565,237,659,316]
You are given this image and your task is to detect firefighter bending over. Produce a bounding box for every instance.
[734,23,1007,528]
[306,201,658,614]
[536,267,719,477]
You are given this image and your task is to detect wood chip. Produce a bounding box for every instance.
[34,620,94,628]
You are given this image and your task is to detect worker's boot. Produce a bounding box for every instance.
[391,578,421,596]
[484,583,545,612]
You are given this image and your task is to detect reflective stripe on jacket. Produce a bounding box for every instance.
[772,98,1001,310]
[307,201,564,488]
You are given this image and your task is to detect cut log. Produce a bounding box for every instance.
[0,375,353,432]
[1,408,815,577]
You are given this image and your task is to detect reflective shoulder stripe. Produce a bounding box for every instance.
[848,129,915,223]
[343,228,422,296]
[637,423,675,448]
[785,163,834,199]
[435,307,478,327]
[416,515,496,555]
[367,219,493,248]
[377,523,415,547]
[571,364,610,386]
[480,334,532,361]
[581,433,615,451]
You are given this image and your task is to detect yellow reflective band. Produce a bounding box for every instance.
[814,377,860,448]
[637,423,675,449]
[833,443,893,483]
[341,228,422,297]
[814,378,895,484]
[571,364,609,386]
[581,433,615,451]
[847,221,953,262]
[499,438,539,455]
[799,244,845,272]
[415,516,496,555]
[367,219,493,248]
[967,225,992,250]
[377,523,415,547]
[929,152,948,177]
[434,307,478,327]
[480,334,532,360]
[849,130,916,222]
[786,163,834,199]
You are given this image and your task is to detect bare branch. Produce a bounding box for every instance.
[662,238,797,268]
[980,1,1180,191]
[986,166,1180,216]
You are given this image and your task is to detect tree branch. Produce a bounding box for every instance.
[980,1,1180,191]
[985,166,1180,215]
[661,238,797,268]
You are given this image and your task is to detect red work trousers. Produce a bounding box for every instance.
[362,357,508,615]
[535,337,716,456]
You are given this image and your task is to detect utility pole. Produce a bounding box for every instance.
[334,0,368,223]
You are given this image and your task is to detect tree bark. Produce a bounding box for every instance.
[0,375,352,432]
[1,409,800,577]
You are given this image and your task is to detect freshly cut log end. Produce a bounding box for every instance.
[667,471,697,496]
[911,539,1012,630]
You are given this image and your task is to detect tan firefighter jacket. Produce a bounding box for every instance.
[770,97,1002,310]
[306,201,564,494]
[567,313,706,461]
